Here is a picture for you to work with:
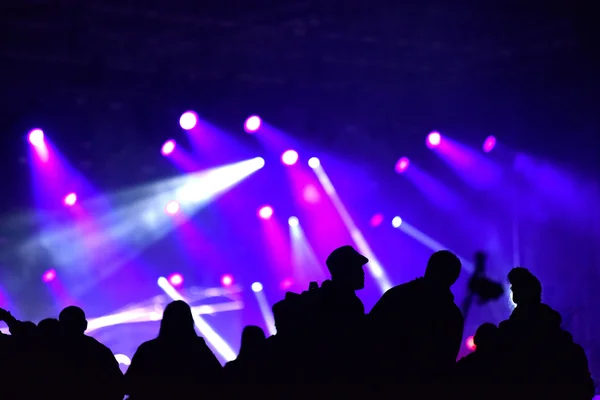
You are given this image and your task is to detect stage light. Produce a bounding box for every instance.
[28,129,45,147]
[395,157,410,173]
[165,201,180,215]
[42,269,56,283]
[281,150,299,166]
[161,139,176,156]
[63,193,77,207]
[392,216,403,228]
[466,335,476,351]
[280,278,293,290]
[180,111,198,130]
[251,282,263,292]
[221,274,234,287]
[168,273,184,287]
[426,131,441,148]
[244,115,261,133]
[308,157,320,169]
[302,184,320,203]
[483,135,496,153]
[288,216,299,227]
[258,205,273,220]
[370,213,384,227]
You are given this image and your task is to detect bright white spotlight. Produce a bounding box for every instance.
[281,150,299,166]
[28,129,45,147]
[165,201,180,215]
[244,115,262,133]
[308,157,320,169]
[288,216,299,227]
[251,282,263,292]
[392,216,403,228]
[180,111,198,130]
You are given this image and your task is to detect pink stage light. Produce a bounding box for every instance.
[221,274,234,287]
[302,184,320,204]
[281,150,299,166]
[483,135,496,153]
[258,205,273,220]
[395,157,410,173]
[63,193,77,207]
[369,213,384,227]
[466,335,476,351]
[168,273,184,287]
[244,115,261,133]
[179,111,198,130]
[28,129,45,147]
[426,131,441,148]
[165,201,180,215]
[161,139,176,156]
[280,278,293,290]
[42,269,56,283]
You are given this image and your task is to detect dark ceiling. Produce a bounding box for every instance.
[0,0,597,211]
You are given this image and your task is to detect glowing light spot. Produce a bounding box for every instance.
[42,269,56,283]
[288,216,299,227]
[165,201,180,215]
[251,282,263,292]
[392,216,403,228]
[161,139,176,156]
[308,157,320,169]
[168,273,184,287]
[28,129,45,147]
[302,184,320,203]
[280,278,293,290]
[244,115,261,133]
[466,335,476,351]
[395,157,410,173]
[370,213,384,227]
[483,135,496,153]
[426,131,441,148]
[258,205,273,220]
[221,274,234,287]
[180,111,198,130]
[281,150,299,166]
[64,193,77,207]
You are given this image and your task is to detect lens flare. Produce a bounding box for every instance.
[161,140,176,156]
[244,115,261,133]
[258,205,273,220]
[165,201,180,215]
[281,150,299,166]
[180,111,198,130]
[426,131,441,148]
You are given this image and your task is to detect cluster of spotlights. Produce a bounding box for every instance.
[257,205,300,227]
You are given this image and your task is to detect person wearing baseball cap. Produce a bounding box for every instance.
[325,245,368,292]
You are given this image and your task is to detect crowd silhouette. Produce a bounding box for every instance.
[0,245,595,399]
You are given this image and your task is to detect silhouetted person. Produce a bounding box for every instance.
[225,325,267,386]
[58,305,124,400]
[36,318,64,398]
[369,250,464,387]
[125,300,222,400]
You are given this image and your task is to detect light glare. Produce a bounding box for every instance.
[392,216,403,228]
[288,216,299,227]
[161,140,176,156]
[251,282,263,292]
[42,269,56,283]
[28,129,45,147]
[221,274,234,287]
[64,193,77,207]
[244,115,261,133]
[281,150,299,166]
[165,201,180,215]
[308,157,320,169]
[258,205,273,220]
[395,157,410,173]
[483,135,497,153]
[168,273,184,287]
[426,131,441,148]
[180,111,198,130]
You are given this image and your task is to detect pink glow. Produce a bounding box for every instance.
[220,274,234,287]
[42,269,57,283]
[258,205,273,220]
[280,278,293,290]
[395,157,410,173]
[28,129,45,147]
[165,201,180,215]
[168,273,184,287]
[466,335,476,351]
[180,111,198,130]
[369,213,384,227]
[281,150,299,166]
[426,131,441,148]
[244,115,261,133]
[63,193,77,207]
[161,140,176,156]
[302,184,320,203]
[483,135,496,153]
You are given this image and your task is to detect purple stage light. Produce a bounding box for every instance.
[244,115,261,133]
[483,135,496,153]
[28,129,45,147]
[221,274,234,287]
[466,335,476,351]
[42,269,56,283]
[426,131,441,148]
[281,150,299,166]
[168,273,184,287]
[302,184,320,204]
[64,193,77,207]
[395,157,410,173]
[280,278,293,290]
[179,111,198,130]
[308,157,320,169]
[258,205,273,220]
[369,213,384,227]
[165,201,180,215]
[161,139,176,156]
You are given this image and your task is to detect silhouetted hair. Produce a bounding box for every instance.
[38,318,60,338]
[508,267,542,304]
[424,250,462,287]
[158,300,196,340]
[474,323,498,349]
[59,306,87,335]
[239,325,266,358]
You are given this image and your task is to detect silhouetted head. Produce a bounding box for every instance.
[59,306,87,336]
[21,321,38,337]
[508,267,541,306]
[474,323,498,351]
[424,250,462,288]
[158,300,196,340]
[38,318,61,338]
[239,325,266,358]
[326,245,368,290]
